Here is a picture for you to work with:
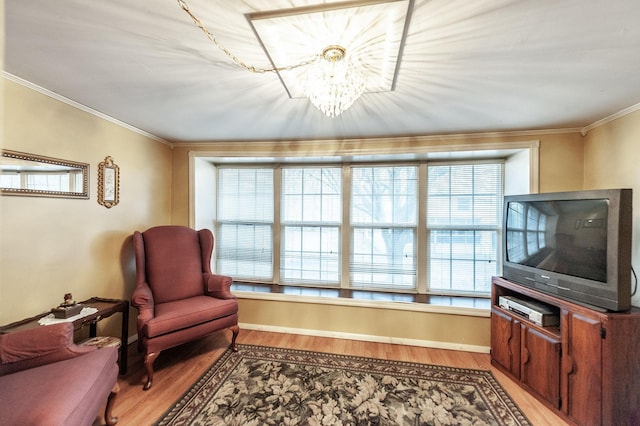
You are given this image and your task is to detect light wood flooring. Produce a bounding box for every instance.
[99,329,570,425]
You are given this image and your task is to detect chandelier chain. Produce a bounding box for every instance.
[177,0,318,73]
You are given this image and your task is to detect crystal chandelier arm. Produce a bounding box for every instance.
[177,0,318,73]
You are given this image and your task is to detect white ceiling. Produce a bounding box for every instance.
[5,0,640,143]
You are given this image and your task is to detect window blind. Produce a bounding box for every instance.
[350,166,417,290]
[280,167,341,284]
[427,163,502,293]
[216,168,274,280]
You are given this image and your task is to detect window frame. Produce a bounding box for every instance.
[349,164,419,291]
[215,166,275,281]
[425,161,504,296]
[280,166,343,286]
[207,159,504,297]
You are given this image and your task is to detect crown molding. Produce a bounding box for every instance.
[2,72,173,147]
[180,128,575,150]
[187,138,541,158]
[581,102,640,136]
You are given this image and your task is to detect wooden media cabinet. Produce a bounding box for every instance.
[491,276,640,425]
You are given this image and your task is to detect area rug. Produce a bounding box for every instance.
[156,345,530,426]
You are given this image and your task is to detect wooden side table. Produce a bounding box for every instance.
[0,297,129,374]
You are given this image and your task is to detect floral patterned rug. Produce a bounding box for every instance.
[156,345,530,426]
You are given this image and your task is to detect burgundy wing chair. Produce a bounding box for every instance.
[131,225,239,390]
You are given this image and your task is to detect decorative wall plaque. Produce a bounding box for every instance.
[98,156,119,208]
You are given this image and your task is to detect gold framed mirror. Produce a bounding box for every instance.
[98,156,119,208]
[0,150,90,199]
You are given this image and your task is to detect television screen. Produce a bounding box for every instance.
[505,198,608,283]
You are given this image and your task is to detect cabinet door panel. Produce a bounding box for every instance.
[521,326,561,407]
[491,308,520,378]
[563,312,602,425]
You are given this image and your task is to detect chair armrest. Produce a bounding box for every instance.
[204,273,236,300]
[0,322,94,376]
[131,282,155,334]
[131,281,154,311]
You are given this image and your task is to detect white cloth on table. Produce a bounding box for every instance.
[37,307,99,325]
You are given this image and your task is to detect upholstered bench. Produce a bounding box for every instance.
[0,322,119,425]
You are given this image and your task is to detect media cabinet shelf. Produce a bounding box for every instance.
[492,304,561,338]
[491,276,640,426]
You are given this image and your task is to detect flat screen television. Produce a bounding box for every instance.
[502,189,633,312]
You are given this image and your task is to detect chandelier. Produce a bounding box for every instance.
[177,0,366,117]
[304,46,366,117]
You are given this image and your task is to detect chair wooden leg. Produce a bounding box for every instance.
[230,325,240,351]
[105,382,119,425]
[143,352,159,390]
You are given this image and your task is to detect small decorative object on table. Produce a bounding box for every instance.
[51,293,84,319]
[81,336,122,349]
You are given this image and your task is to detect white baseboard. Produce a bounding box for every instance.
[127,326,491,354]
[128,333,138,346]
[239,322,490,354]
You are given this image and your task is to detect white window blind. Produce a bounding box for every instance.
[211,160,503,296]
[216,168,274,280]
[350,166,417,290]
[427,163,502,294]
[281,167,341,284]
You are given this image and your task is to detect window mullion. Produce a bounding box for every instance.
[341,164,351,289]
[417,163,428,294]
[273,166,282,284]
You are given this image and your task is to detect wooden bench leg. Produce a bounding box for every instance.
[105,382,119,425]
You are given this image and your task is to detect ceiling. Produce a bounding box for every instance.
[5,0,640,144]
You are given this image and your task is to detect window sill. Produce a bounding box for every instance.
[231,283,490,317]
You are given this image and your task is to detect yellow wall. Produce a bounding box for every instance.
[583,109,640,306]
[538,132,584,193]
[0,78,173,338]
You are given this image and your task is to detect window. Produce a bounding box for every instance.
[350,166,417,290]
[281,167,341,285]
[210,160,503,296]
[427,163,502,294]
[216,168,274,280]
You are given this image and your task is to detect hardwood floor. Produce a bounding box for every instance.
[99,329,570,425]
